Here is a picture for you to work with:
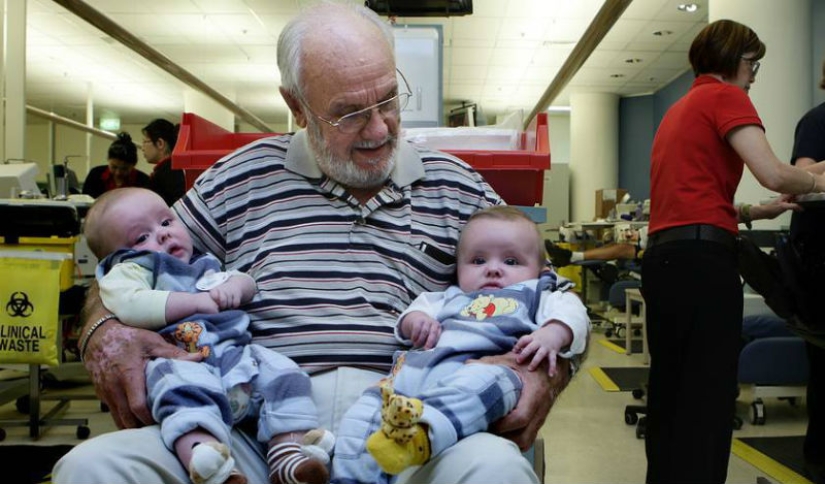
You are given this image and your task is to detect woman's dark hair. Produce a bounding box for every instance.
[688,19,766,79]
[108,132,138,165]
[142,118,179,153]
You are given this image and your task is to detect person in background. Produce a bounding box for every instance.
[545,198,790,269]
[545,225,648,268]
[642,19,825,484]
[788,58,825,484]
[332,206,589,483]
[53,4,564,484]
[143,118,185,206]
[82,132,149,198]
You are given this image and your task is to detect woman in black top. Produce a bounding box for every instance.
[83,132,149,198]
[142,118,185,206]
[789,59,825,484]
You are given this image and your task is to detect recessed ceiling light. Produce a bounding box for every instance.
[625,58,643,64]
[677,3,699,13]
[653,30,673,36]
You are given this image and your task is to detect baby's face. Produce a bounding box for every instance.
[456,217,543,292]
[106,190,193,262]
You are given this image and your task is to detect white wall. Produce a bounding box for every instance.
[547,113,570,164]
[541,112,571,234]
[713,0,812,230]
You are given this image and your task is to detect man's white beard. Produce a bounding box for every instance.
[306,118,397,189]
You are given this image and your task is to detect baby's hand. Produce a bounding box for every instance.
[193,292,220,314]
[400,311,442,349]
[209,277,248,309]
[512,321,572,377]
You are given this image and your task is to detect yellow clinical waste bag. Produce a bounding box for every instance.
[0,254,66,366]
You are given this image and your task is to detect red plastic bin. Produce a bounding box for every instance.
[172,112,550,206]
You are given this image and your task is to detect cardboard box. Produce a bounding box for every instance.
[595,188,628,219]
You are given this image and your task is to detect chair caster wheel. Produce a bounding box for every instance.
[76,425,91,439]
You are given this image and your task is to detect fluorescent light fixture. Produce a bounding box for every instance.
[99,116,120,131]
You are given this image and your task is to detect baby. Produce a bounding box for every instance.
[331,205,589,483]
[84,188,333,484]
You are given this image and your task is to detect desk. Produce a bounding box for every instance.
[625,288,648,364]
[566,220,649,230]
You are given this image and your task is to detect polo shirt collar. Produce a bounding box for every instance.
[285,129,425,188]
[693,74,723,88]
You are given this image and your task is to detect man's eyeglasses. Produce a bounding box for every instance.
[304,69,412,134]
[741,56,761,76]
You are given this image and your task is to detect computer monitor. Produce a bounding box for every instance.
[49,164,81,198]
[0,162,42,198]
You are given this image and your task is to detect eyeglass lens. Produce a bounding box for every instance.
[742,57,760,76]
[336,93,411,133]
[751,61,760,76]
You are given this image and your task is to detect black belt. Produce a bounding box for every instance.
[647,224,737,250]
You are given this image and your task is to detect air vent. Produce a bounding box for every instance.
[365,0,473,17]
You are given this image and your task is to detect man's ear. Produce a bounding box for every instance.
[280,87,307,128]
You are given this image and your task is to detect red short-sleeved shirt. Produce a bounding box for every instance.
[649,75,763,235]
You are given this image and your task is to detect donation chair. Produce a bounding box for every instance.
[738,297,809,426]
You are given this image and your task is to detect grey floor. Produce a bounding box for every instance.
[0,324,811,484]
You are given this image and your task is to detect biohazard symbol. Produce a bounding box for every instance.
[6,291,34,318]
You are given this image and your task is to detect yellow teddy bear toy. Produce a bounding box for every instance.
[366,384,431,474]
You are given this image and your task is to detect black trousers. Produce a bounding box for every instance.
[641,239,742,484]
[792,232,825,483]
[806,340,825,483]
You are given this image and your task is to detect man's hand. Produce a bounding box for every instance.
[84,322,202,429]
[471,352,571,451]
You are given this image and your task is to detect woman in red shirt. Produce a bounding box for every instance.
[82,132,149,198]
[643,19,825,484]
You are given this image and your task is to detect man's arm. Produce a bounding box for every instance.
[478,352,572,451]
[80,282,202,429]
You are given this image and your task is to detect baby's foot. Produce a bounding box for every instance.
[267,430,333,484]
[189,442,246,484]
[300,428,336,463]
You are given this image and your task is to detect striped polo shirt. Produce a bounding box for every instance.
[174,130,501,373]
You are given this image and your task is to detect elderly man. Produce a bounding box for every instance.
[54,4,578,483]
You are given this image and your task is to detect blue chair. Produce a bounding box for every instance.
[738,312,809,425]
[604,279,642,339]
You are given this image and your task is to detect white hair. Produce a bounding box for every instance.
[277,1,396,100]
